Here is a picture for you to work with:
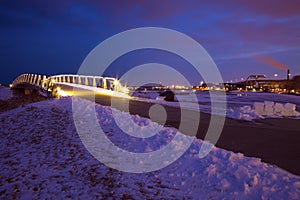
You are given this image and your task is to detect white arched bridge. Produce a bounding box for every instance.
[11,73,129,98]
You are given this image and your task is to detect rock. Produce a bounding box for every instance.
[159,90,175,102]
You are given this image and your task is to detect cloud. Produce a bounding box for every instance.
[216,47,298,61]
[238,0,300,17]
[256,56,289,70]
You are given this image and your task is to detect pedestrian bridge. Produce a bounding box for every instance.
[11,73,128,97]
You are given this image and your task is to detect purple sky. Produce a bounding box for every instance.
[1,0,300,85]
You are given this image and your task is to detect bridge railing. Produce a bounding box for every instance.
[50,74,126,92]
[51,74,100,88]
[12,73,129,96]
[12,73,48,89]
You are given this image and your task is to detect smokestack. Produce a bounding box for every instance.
[287,69,290,80]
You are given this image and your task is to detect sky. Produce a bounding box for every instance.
[1,0,300,85]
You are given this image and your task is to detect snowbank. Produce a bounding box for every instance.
[0,97,299,199]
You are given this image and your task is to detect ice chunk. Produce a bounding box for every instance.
[233,106,256,121]
[264,101,274,115]
[279,103,300,117]
[274,103,284,114]
[253,101,300,118]
[284,103,296,111]
[241,105,252,113]
[254,102,265,115]
[264,101,274,106]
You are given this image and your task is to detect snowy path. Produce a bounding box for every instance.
[0,97,299,199]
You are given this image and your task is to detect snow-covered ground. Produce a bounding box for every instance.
[0,86,12,100]
[1,96,299,199]
[132,90,300,121]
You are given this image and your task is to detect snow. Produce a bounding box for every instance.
[1,96,299,199]
[0,86,12,100]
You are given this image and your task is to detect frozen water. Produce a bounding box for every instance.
[130,89,300,121]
